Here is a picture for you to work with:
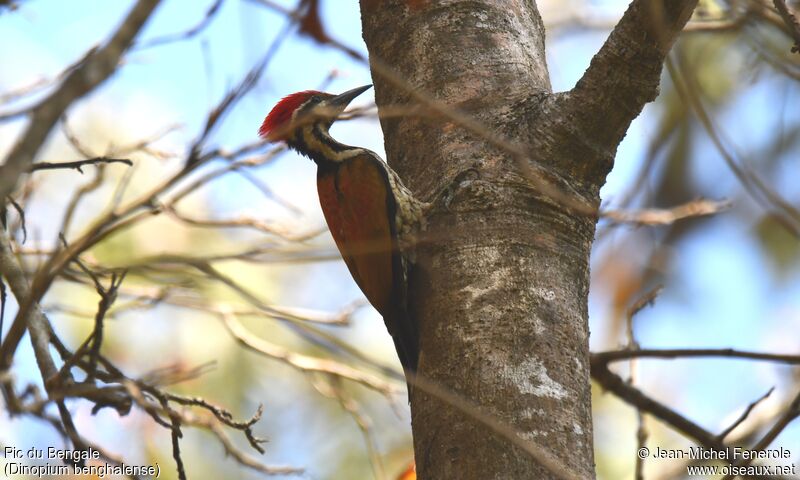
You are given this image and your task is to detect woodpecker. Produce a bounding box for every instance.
[259,85,427,377]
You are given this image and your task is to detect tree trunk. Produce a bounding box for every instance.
[359,1,697,478]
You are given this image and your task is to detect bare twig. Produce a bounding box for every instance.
[35,321,285,476]
[0,0,163,199]
[163,205,321,241]
[164,395,265,452]
[220,309,400,396]
[0,46,291,365]
[234,167,304,215]
[124,380,301,476]
[744,32,800,81]
[593,348,800,365]
[27,157,133,173]
[57,234,126,380]
[591,358,727,451]
[627,285,663,321]
[322,377,387,480]
[163,396,187,480]
[0,276,6,344]
[61,117,97,158]
[592,344,800,479]
[772,0,800,52]
[59,165,107,236]
[602,198,732,226]
[166,144,279,203]
[135,0,224,50]
[624,287,659,480]
[6,197,27,243]
[186,16,294,166]
[0,226,58,381]
[0,76,59,105]
[721,389,800,480]
[717,387,775,442]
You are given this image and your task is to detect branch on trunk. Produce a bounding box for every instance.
[557,0,698,176]
[0,0,162,199]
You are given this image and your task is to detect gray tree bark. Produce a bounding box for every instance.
[359,1,697,478]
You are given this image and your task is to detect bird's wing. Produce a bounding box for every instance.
[316,155,395,315]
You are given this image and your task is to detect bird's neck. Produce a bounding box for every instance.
[290,124,364,165]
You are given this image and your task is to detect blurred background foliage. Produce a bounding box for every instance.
[0,0,799,479]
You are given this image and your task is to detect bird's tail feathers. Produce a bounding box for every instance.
[383,306,419,396]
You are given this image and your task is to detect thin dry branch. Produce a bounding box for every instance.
[163,205,323,242]
[593,347,800,365]
[40,323,289,476]
[627,285,663,320]
[233,167,304,215]
[0,227,58,380]
[188,262,385,365]
[5,198,27,243]
[601,198,732,226]
[59,165,108,236]
[135,0,224,50]
[165,397,187,480]
[555,7,751,34]
[592,358,729,451]
[721,389,800,480]
[717,387,775,442]
[61,117,97,158]
[186,17,294,165]
[0,42,289,365]
[165,144,283,205]
[592,348,800,480]
[41,274,359,327]
[624,286,659,480]
[123,379,301,477]
[316,376,387,480]
[745,32,800,81]
[27,157,133,173]
[220,309,400,397]
[0,0,163,199]
[71,257,127,381]
[773,0,800,52]
[0,76,60,105]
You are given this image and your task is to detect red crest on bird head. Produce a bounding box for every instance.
[259,90,322,141]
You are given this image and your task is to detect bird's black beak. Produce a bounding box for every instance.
[328,84,372,109]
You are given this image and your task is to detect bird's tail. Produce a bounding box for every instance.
[383,305,419,397]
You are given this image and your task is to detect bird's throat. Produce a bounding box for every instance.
[292,125,364,165]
